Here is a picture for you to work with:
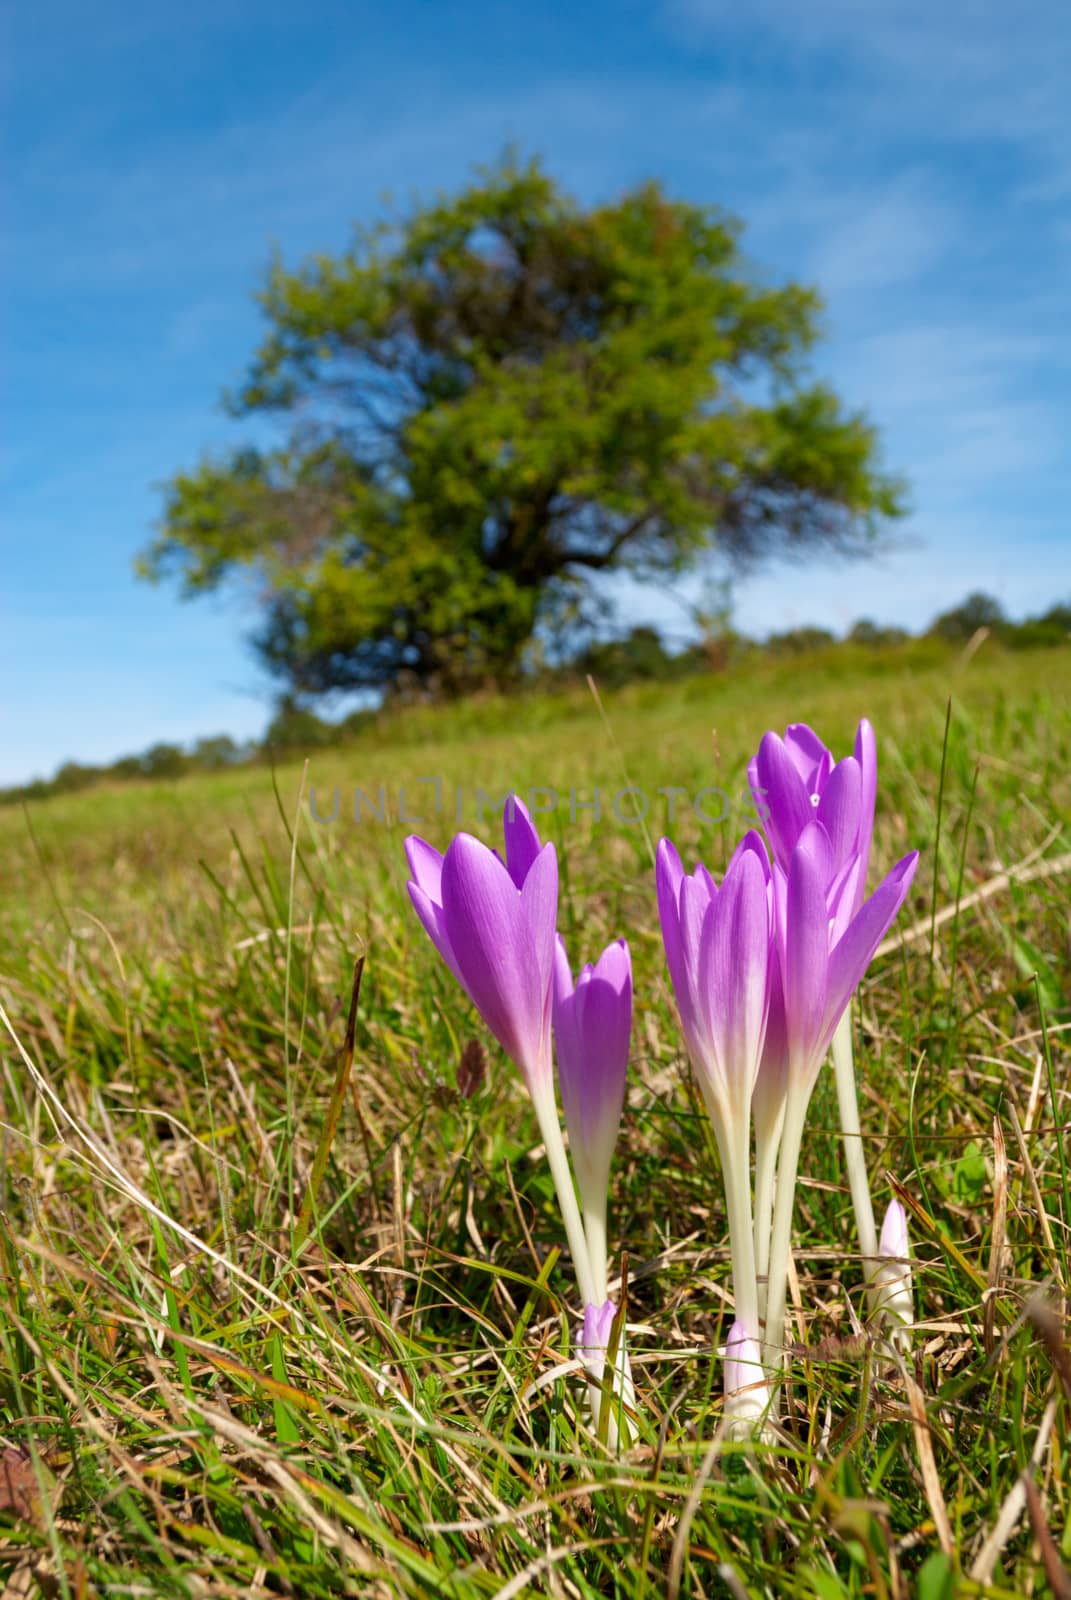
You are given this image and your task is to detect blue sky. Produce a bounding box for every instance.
[4,0,1070,784]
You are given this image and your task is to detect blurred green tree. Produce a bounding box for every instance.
[140,743,188,779]
[848,618,910,648]
[140,156,905,698]
[929,591,1006,641]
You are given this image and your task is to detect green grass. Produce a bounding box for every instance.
[1,639,1069,1597]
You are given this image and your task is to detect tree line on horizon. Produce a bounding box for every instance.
[5,592,1067,806]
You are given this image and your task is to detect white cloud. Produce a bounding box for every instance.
[808,176,955,295]
[665,0,1071,189]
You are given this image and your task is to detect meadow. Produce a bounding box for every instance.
[1,639,1069,1598]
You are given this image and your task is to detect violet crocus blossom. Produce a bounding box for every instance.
[553,938,632,1303]
[750,718,886,1288]
[763,828,918,1369]
[405,800,596,1305]
[405,824,557,1095]
[722,1319,772,1440]
[870,1198,914,1349]
[749,719,877,932]
[657,831,773,1333]
[778,825,917,1088]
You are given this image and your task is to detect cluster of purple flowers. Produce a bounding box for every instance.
[405,717,918,1443]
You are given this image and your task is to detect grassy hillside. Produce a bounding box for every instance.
[1,641,1069,1597]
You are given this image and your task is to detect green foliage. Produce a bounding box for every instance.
[263,696,342,752]
[848,617,911,648]
[574,623,678,686]
[1005,600,1071,651]
[766,624,837,655]
[929,590,1007,641]
[141,155,904,696]
[140,741,188,779]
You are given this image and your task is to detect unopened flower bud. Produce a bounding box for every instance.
[722,1319,772,1439]
[870,1198,914,1349]
[578,1298,617,1384]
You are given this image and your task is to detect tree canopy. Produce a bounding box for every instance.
[140,156,905,697]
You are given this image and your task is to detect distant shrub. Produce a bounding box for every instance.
[1005,602,1071,650]
[140,743,188,779]
[766,626,837,655]
[51,761,99,794]
[576,626,678,687]
[929,591,1006,642]
[191,734,250,769]
[849,619,911,648]
[263,699,341,752]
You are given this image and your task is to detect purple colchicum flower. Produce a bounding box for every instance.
[722,1319,773,1440]
[762,824,918,1370]
[657,831,773,1333]
[405,823,558,1094]
[656,832,772,1123]
[750,719,884,1277]
[778,824,918,1090]
[750,719,877,932]
[553,937,632,1303]
[405,799,597,1306]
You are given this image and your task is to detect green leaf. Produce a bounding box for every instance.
[799,1567,851,1599]
[952,1140,988,1205]
[271,1332,302,1446]
[917,1550,957,1600]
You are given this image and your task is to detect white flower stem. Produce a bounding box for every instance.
[762,1086,810,1385]
[706,1094,759,1335]
[531,1081,596,1307]
[583,1200,609,1306]
[831,1011,879,1283]
[753,1099,786,1325]
[582,1190,636,1446]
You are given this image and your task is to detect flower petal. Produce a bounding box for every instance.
[441,834,548,1081]
[679,871,716,1064]
[784,723,833,790]
[407,881,466,992]
[700,847,770,1113]
[728,828,772,880]
[754,731,815,867]
[521,842,559,1045]
[552,933,575,1009]
[783,837,831,1078]
[854,718,878,893]
[502,796,542,889]
[819,851,919,1053]
[753,941,787,1142]
[816,756,862,875]
[564,940,631,1194]
[404,835,444,901]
